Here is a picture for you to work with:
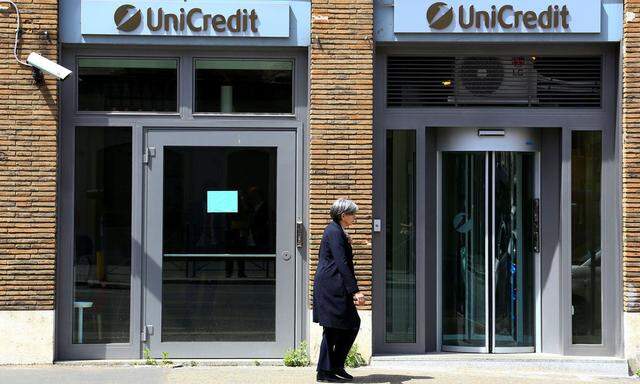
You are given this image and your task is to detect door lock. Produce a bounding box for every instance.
[282,251,291,261]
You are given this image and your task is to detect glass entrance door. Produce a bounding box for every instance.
[441,151,537,353]
[144,130,296,358]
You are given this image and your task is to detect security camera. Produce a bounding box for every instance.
[26,52,72,81]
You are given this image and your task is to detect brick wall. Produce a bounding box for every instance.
[625,0,640,312]
[0,1,58,310]
[309,0,374,309]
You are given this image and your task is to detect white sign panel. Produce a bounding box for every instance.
[394,0,601,34]
[81,0,290,37]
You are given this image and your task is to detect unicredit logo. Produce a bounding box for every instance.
[427,2,454,30]
[111,3,260,34]
[114,4,142,32]
[425,2,571,30]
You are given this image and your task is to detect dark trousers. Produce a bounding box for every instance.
[317,326,359,372]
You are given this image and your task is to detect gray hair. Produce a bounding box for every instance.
[330,198,358,222]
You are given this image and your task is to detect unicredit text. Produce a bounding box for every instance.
[147,8,258,33]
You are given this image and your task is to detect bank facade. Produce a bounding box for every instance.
[0,0,637,365]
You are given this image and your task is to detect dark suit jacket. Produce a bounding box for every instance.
[312,221,361,330]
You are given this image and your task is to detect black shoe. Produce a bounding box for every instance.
[316,370,346,383]
[333,368,353,381]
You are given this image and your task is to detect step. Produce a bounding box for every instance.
[55,359,284,367]
[370,353,630,377]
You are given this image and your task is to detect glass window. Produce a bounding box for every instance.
[571,131,602,344]
[162,146,277,341]
[194,59,293,114]
[78,58,178,112]
[385,131,416,343]
[73,126,132,344]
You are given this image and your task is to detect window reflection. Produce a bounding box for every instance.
[73,127,131,344]
[571,131,602,344]
[194,59,293,113]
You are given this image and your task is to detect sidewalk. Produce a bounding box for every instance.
[0,365,636,384]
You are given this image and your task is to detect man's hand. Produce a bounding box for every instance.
[353,292,365,306]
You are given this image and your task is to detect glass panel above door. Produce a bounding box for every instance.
[73,126,132,344]
[78,58,178,112]
[194,59,294,114]
[162,146,277,342]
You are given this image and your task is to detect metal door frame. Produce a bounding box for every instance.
[56,46,308,360]
[143,128,297,358]
[436,127,541,354]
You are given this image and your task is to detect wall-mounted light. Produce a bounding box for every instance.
[477,129,505,137]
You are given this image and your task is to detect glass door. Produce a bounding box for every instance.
[441,152,488,352]
[441,151,537,353]
[491,152,536,353]
[144,130,296,358]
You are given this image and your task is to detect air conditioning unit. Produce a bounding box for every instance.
[449,57,538,106]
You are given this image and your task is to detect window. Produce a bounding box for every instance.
[78,58,178,112]
[73,126,132,344]
[385,130,417,343]
[571,131,602,344]
[194,59,293,114]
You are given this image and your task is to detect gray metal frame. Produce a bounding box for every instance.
[56,46,309,360]
[144,129,296,358]
[372,43,622,357]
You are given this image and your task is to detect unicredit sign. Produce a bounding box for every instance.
[395,0,601,34]
[82,0,290,38]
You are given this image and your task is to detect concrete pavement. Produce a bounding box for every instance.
[0,365,637,384]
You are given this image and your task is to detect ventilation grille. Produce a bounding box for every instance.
[387,56,602,108]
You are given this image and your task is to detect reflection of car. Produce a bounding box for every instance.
[571,249,601,338]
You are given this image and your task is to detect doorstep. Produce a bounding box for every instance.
[55,359,284,367]
[370,353,630,377]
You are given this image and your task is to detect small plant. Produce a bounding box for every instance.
[161,351,173,365]
[143,347,157,365]
[189,361,198,367]
[254,360,261,366]
[345,343,366,368]
[283,341,311,367]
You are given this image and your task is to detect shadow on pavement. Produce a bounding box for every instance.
[353,374,433,383]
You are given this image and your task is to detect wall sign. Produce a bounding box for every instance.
[81,0,290,37]
[207,191,239,213]
[394,0,601,34]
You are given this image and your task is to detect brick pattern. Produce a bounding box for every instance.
[309,0,374,309]
[0,1,58,310]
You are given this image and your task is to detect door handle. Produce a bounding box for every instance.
[532,198,540,253]
[296,221,304,248]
